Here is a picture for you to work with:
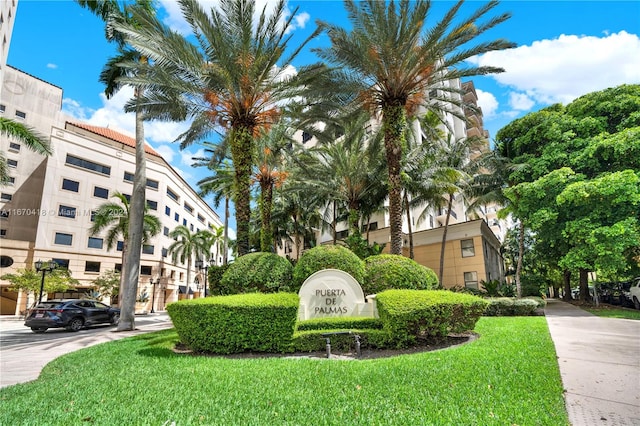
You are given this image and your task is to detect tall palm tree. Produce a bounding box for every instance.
[315,0,514,254]
[89,192,161,302]
[76,0,155,330]
[111,0,324,257]
[1,118,52,185]
[168,225,207,299]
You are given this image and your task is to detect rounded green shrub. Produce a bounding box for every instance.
[220,252,293,294]
[363,254,438,295]
[292,245,365,291]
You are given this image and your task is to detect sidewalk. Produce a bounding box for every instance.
[544,299,640,426]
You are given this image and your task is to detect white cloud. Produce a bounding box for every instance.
[508,92,535,111]
[153,144,176,163]
[475,89,499,119]
[469,31,640,110]
[46,63,57,69]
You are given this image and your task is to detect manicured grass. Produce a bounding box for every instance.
[583,305,640,320]
[0,317,568,425]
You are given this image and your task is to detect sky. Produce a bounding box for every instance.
[7,0,640,237]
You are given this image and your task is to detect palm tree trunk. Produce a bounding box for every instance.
[230,128,254,257]
[223,196,229,265]
[118,247,127,307]
[438,196,454,288]
[403,190,414,259]
[515,220,525,298]
[260,181,274,252]
[118,97,146,331]
[382,104,406,255]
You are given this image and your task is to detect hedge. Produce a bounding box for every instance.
[483,297,541,316]
[166,293,299,354]
[363,254,438,295]
[219,252,293,294]
[375,290,489,347]
[292,245,365,291]
[296,316,383,331]
[292,329,387,352]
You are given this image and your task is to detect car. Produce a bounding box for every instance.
[24,299,120,333]
[629,277,640,310]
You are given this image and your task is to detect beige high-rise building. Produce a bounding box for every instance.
[0,0,18,100]
[0,67,223,315]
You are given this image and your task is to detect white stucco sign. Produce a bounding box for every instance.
[298,269,377,320]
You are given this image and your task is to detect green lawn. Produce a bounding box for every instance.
[0,317,568,426]
[583,305,640,320]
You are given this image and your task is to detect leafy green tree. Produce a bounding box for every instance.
[111,0,324,257]
[315,0,514,254]
[1,118,52,185]
[91,269,121,305]
[2,267,79,308]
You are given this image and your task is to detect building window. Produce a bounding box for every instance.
[163,226,170,236]
[190,224,194,232]
[93,186,109,199]
[165,206,171,216]
[167,188,179,202]
[174,213,179,222]
[142,244,154,255]
[85,261,101,273]
[336,229,349,239]
[7,177,15,185]
[146,179,159,189]
[0,229,6,237]
[52,259,70,269]
[61,178,79,192]
[117,241,124,251]
[123,194,131,202]
[65,154,111,176]
[8,142,20,152]
[140,265,152,275]
[6,159,17,168]
[115,263,122,272]
[162,248,168,258]
[160,268,166,277]
[464,272,478,290]
[170,270,176,279]
[58,205,77,219]
[0,210,9,219]
[124,171,134,182]
[15,110,26,119]
[184,203,193,214]
[88,237,104,249]
[461,239,475,257]
[0,193,12,201]
[54,232,73,246]
[183,218,187,226]
[146,200,158,210]
[301,131,312,144]
[0,104,5,113]
[197,214,205,223]
[90,211,97,222]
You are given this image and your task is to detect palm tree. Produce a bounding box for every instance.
[168,225,207,299]
[76,0,156,330]
[315,0,514,254]
[1,118,52,185]
[110,0,324,257]
[89,192,161,302]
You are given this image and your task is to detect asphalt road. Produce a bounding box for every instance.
[0,313,173,388]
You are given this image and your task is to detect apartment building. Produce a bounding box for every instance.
[0,0,18,100]
[0,67,223,315]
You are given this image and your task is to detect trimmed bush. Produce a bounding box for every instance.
[363,254,438,295]
[296,316,383,331]
[220,252,293,294]
[376,289,489,348]
[166,292,299,354]
[208,264,230,295]
[483,297,541,316]
[292,245,365,291]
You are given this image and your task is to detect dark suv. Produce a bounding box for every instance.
[24,299,120,333]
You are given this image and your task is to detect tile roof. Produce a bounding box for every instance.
[68,121,161,157]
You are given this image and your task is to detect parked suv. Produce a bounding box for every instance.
[24,299,120,333]
[629,277,640,310]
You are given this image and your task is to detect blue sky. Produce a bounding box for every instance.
[8,0,640,236]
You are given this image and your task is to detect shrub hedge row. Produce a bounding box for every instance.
[166,293,299,354]
[296,316,383,331]
[483,297,542,316]
[219,252,293,294]
[292,329,387,352]
[363,254,438,294]
[376,289,489,347]
[291,245,365,291]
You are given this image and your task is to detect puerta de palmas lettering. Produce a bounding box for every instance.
[314,288,348,314]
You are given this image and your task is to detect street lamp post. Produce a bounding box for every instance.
[34,260,58,305]
[150,277,159,313]
[195,259,211,298]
